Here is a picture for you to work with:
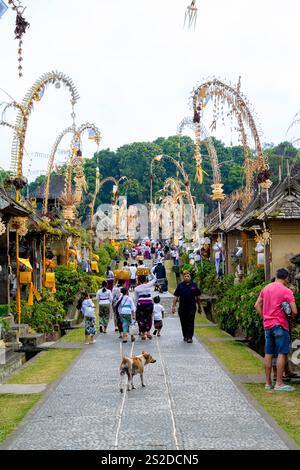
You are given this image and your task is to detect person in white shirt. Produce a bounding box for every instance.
[152,295,165,337]
[96,281,113,333]
[118,287,136,343]
[81,293,97,344]
[129,263,137,291]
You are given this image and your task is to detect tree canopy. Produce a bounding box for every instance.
[25,136,300,221]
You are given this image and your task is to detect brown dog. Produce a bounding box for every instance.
[120,351,156,393]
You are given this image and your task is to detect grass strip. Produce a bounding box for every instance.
[194,312,211,325]
[245,383,300,446]
[0,394,42,444]
[198,338,264,375]
[7,349,81,384]
[60,327,85,343]
[195,325,230,338]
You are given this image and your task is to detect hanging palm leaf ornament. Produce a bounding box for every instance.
[184,0,198,30]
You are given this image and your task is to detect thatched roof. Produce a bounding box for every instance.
[0,189,30,217]
[31,175,65,200]
[205,195,243,234]
[231,177,300,230]
[205,171,300,234]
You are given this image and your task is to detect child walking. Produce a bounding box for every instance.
[152,295,164,337]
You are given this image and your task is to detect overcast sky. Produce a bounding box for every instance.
[0,0,300,180]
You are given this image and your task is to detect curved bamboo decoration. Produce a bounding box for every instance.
[153,155,197,230]
[44,123,101,214]
[177,117,221,185]
[43,126,75,213]
[10,70,80,178]
[192,78,268,202]
[0,100,26,143]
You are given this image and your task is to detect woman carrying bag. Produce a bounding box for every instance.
[118,287,136,343]
[81,293,97,344]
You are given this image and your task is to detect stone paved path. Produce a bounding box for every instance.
[2,313,291,450]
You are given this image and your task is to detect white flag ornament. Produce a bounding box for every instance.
[0,0,8,18]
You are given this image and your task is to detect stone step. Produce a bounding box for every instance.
[0,349,26,383]
[10,324,29,336]
[19,333,45,348]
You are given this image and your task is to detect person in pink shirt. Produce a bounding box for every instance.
[255,268,297,392]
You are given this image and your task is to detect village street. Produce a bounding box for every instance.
[1,306,295,451]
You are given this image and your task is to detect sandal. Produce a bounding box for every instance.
[274,385,295,392]
[264,384,273,390]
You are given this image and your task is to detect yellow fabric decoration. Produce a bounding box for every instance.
[91,261,99,273]
[18,258,33,270]
[20,271,32,285]
[28,283,41,306]
[68,261,77,270]
[18,258,41,305]
[44,272,56,293]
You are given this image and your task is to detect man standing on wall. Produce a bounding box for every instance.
[172,270,201,343]
[254,268,298,392]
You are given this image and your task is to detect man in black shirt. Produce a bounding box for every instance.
[172,271,201,343]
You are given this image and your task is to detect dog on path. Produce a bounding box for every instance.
[119,351,156,393]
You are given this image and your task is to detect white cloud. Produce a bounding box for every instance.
[0,0,299,180]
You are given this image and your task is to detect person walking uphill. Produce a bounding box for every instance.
[96,281,113,333]
[105,266,115,291]
[135,273,157,340]
[254,268,298,392]
[118,287,136,343]
[172,271,201,343]
[81,293,97,344]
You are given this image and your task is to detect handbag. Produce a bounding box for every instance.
[84,306,95,318]
[281,301,292,316]
[129,321,139,336]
